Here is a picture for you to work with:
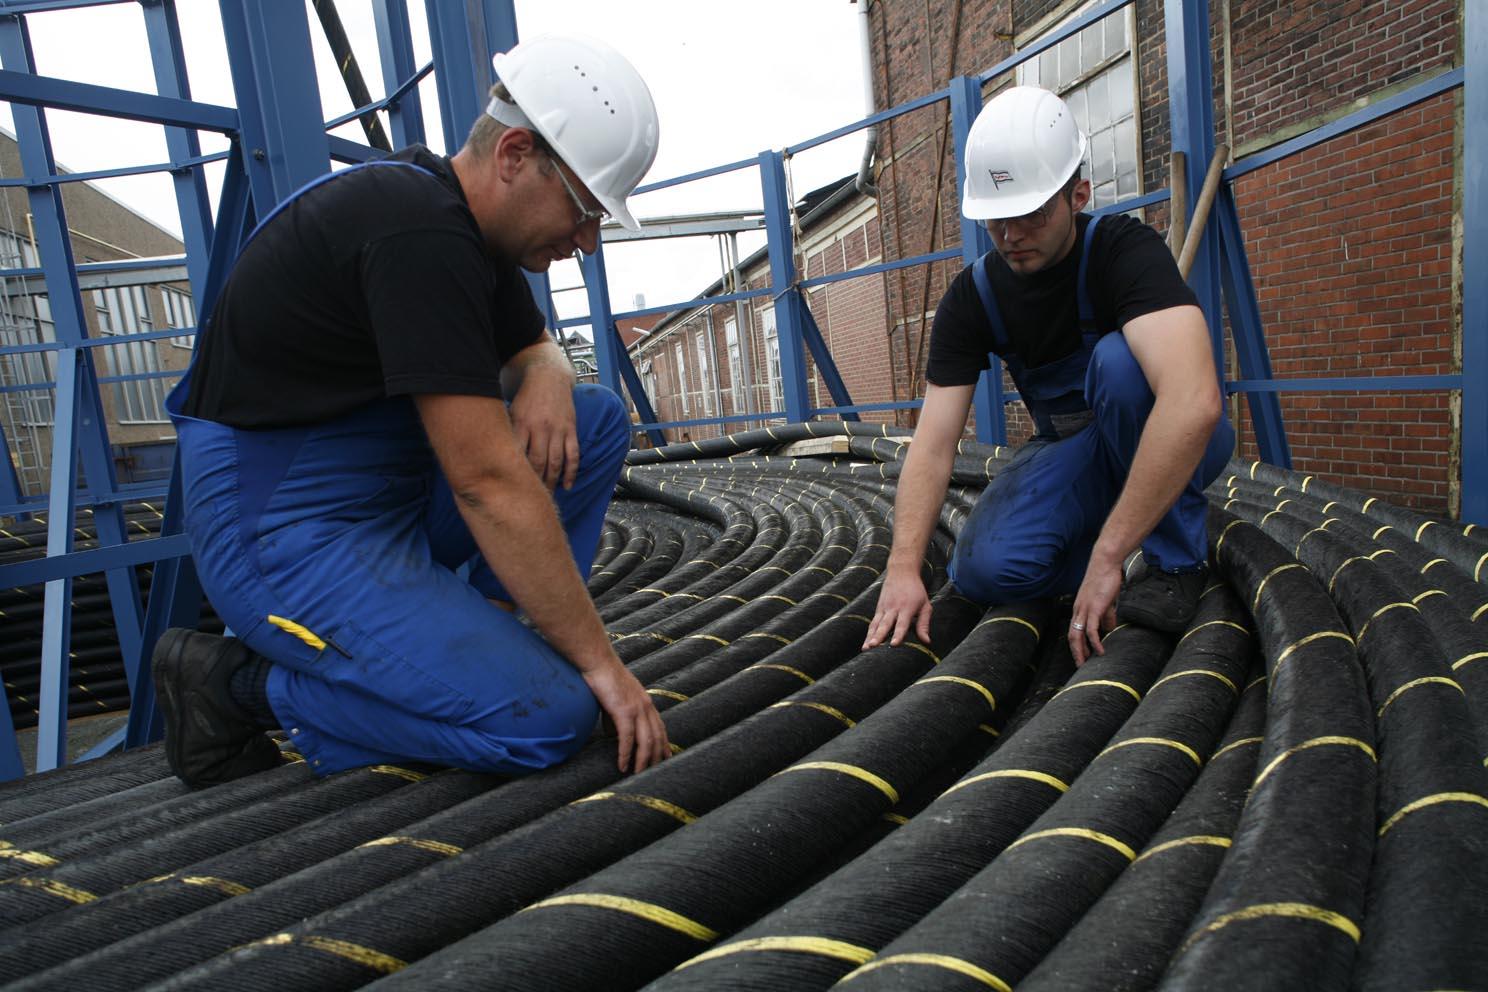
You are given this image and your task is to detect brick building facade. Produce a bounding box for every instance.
[860,0,1463,514]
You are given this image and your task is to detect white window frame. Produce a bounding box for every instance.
[94,285,170,424]
[672,340,689,418]
[694,329,713,417]
[762,306,782,414]
[724,316,743,411]
[160,286,196,349]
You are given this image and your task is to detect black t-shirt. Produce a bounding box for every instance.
[926,212,1197,386]
[183,145,545,428]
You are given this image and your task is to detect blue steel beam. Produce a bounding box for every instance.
[373,0,427,147]
[1165,0,1223,359]
[0,68,238,131]
[794,295,859,421]
[758,150,811,423]
[219,0,330,209]
[423,0,490,152]
[37,352,80,771]
[949,74,1005,445]
[579,250,624,396]
[1464,2,1487,523]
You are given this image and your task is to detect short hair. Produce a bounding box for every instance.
[465,83,509,157]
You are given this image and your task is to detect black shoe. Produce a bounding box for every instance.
[1117,567,1208,633]
[152,628,283,789]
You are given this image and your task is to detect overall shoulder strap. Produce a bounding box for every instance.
[970,252,1012,353]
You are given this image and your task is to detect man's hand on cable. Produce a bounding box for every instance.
[582,657,670,773]
[510,365,580,490]
[863,568,933,650]
[1069,548,1122,665]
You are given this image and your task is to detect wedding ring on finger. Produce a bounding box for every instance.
[1070,621,1086,631]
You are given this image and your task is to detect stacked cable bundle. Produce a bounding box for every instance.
[0,420,1483,991]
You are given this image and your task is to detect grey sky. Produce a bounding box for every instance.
[2,1,873,330]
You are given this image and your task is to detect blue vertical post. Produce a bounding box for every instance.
[758,151,810,423]
[372,0,427,148]
[950,75,1004,444]
[1464,0,1487,522]
[1,12,141,769]
[580,251,624,397]
[481,0,519,53]
[794,299,859,420]
[424,0,491,152]
[219,0,331,210]
[0,419,22,507]
[1164,0,1223,359]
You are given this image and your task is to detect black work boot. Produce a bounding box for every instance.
[1116,566,1208,634]
[152,628,283,789]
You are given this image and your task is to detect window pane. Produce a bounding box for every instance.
[1068,86,1089,135]
[1110,57,1134,120]
[1105,9,1127,57]
[1081,21,1102,71]
[1115,117,1138,179]
[1091,128,1116,184]
[1058,34,1080,88]
[1087,72,1110,130]
[1041,48,1059,90]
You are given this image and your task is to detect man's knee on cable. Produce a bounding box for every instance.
[465,683,601,773]
[950,536,1064,605]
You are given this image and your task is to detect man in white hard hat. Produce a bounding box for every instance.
[151,34,671,787]
[865,85,1233,664]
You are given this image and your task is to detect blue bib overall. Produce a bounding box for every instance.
[166,162,629,775]
[948,216,1235,604]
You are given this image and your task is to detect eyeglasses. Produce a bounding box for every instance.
[992,190,1064,233]
[548,154,609,227]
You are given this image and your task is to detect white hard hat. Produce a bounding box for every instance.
[488,34,660,232]
[962,85,1088,220]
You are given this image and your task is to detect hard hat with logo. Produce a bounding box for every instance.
[962,85,1088,220]
[487,34,660,232]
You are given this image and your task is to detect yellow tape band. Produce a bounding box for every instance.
[1453,651,1488,672]
[1151,668,1239,694]
[1354,601,1417,645]
[1378,791,1488,837]
[916,675,996,713]
[359,836,463,857]
[781,761,898,803]
[942,768,1069,798]
[883,812,910,825]
[844,953,1011,990]
[1249,461,1260,479]
[1253,736,1376,789]
[676,935,876,971]
[769,701,856,728]
[368,765,426,783]
[1476,550,1488,582]
[1006,826,1136,861]
[1054,679,1142,703]
[1183,902,1360,951]
[684,634,730,647]
[619,631,675,644]
[1420,558,1448,574]
[760,596,797,606]
[1376,676,1463,718]
[742,632,794,645]
[1215,518,1246,556]
[1133,835,1232,864]
[266,615,326,651]
[572,792,697,825]
[647,688,689,702]
[1474,602,1488,623]
[13,877,96,904]
[1211,735,1264,760]
[523,893,718,940]
[0,842,58,867]
[1099,736,1203,767]
[1326,557,1367,595]
[975,614,1041,639]
[1252,563,1305,612]
[1176,622,1250,649]
[1371,525,1393,541]
[180,875,251,897]
[902,641,941,664]
[746,663,815,684]
[1273,630,1354,673]
[1411,589,1447,604]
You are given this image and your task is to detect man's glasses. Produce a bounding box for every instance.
[993,190,1064,233]
[548,154,609,228]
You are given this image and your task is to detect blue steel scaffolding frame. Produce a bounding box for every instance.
[0,0,1479,778]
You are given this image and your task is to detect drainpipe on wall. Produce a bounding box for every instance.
[855,0,879,198]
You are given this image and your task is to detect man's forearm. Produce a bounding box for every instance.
[1093,395,1218,567]
[886,441,956,577]
[502,338,575,397]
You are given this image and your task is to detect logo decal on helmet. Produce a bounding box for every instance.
[988,170,1014,189]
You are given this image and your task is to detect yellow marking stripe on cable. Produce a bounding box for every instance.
[251,933,406,974]
[684,634,730,647]
[1273,630,1354,671]
[1327,557,1368,595]
[975,614,1041,639]
[1371,525,1393,541]
[360,836,462,857]
[882,812,909,825]
[523,893,718,940]
[901,642,940,664]
[571,792,697,824]
[831,613,873,625]
[942,768,1069,797]
[266,614,325,651]
[1182,902,1361,950]
[1099,736,1203,767]
[1176,622,1250,649]
[978,723,1000,737]
[1323,500,1339,514]
[647,688,689,702]
[1252,562,1305,612]
[1211,736,1264,760]
[916,675,996,712]
[742,632,793,645]
[769,701,855,728]
[760,594,798,606]
[619,631,675,644]
[1415,520,1436,541]
[803,565,834,577]
[1377,676,1463,718]
[717,594,749,604]
[1354,601,1418,645]
[746,663,814,684]
[363,761,426,782]
[1249,460,1260,479]
[1134,835,1231,864]
[1379,792,1488,837]
[1152,668,1240,694]
[780,761,898,802]
[13,877,96,904]
[812,592,851,605]
[1215,518,1246,556]
[1361,496,1378,514]
[844,953,1011,990]
[180,875,251,897]
[1421,558,1449,574]
[1454,651,1488,671]
[0,842,58,867]
[1054,679,1141,703]
[676,936,875,971]
[1478,550,1488,583]
[1253,736,1376,789]
[1412,589,1447,604]
[1474,602,1488,623]
[1006,827,1136,861]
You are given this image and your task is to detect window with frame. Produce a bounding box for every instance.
[1016,1,1139,211]
[160,286,196,349]
[724,316,743,412]
[672,340,689,418]
[694,330,713,417]
[94,285,170,423]
[3,293,55,426]
[761,306,782,414]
